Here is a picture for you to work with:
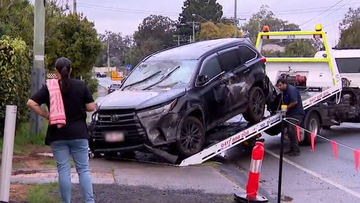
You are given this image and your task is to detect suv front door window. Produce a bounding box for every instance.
[198,56,222,82]
[197,54,224,126]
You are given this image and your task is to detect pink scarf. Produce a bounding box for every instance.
[46,79,66,128]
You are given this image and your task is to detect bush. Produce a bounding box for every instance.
[84,76,98,95]
[0,35,31,136]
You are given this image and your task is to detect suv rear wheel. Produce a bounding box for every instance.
[175,116,205,158]
[243,86,266,123]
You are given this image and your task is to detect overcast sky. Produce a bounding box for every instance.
[34,0,360,47]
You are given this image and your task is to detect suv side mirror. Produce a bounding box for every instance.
[196,75,209,86]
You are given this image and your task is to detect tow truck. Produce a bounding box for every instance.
[178,24,343,166]
[90,25,344,167]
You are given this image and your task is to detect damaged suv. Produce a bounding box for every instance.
[89,38,277,161]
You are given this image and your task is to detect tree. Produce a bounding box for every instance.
[177,0,223,38]
[337,7,360,48]
[0,0,34,46]
[132,15,177,64]
[45,13,102,77]
[95,31,132,67]
[284,39,316,57]
[221,17,239,26]
[198,22,242,40]
[242,5,299,43]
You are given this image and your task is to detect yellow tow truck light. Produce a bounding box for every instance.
[315,24,322,31]
[263,25,270,32]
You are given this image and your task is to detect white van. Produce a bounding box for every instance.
[314,48,360,87]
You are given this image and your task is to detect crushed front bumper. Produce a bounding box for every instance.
[88,108,181,154]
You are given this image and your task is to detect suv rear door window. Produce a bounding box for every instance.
[335,57,360,73]
[218,49,242,72]
[199,56,222,80]
[238,46,257,63]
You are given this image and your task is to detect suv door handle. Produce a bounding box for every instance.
[243,69,250,74]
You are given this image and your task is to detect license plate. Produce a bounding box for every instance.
[105,132,125,142]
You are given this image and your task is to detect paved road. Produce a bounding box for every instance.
[97,77,120,89]
[224,123,360,203]
[12,160,244,202]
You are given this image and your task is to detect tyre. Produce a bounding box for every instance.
[300,112,320,146]
[243,86,266,124]
[175,116,206,158]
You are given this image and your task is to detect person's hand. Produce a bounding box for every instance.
[43,111,49,120]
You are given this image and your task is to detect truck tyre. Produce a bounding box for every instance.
[175,116,206,158]
[300,112,320,146]
[243,86,266,124]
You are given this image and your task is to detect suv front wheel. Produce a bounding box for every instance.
[175,116,206,158]
[243,86,266,123]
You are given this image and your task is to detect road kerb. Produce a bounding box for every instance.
[10,171,115,184]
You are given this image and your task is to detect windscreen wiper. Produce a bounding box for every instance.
[121,71,161,90]
[142,66,180,90]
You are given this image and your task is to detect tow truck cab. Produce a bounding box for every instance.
[314,48,360,88]
[311,48,360,129]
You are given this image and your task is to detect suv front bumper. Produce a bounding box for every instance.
[88,108,182,153]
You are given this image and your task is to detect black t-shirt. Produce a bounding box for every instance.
[282,85,305,116]
[30,79,94,145]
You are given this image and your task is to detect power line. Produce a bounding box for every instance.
[303,0,352,29]
[299,0,347,27]
[77,2,360,18]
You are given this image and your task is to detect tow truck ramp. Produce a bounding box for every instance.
[179,25,342,166]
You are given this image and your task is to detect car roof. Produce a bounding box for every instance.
[146,38,248,61]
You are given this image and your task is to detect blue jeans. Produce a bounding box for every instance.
[51,139,94,203]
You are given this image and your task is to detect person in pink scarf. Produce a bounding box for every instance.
[27,57,96,203]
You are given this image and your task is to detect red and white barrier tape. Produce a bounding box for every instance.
[285,119,360,172]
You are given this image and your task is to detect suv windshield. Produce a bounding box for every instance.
[122,60,198,90]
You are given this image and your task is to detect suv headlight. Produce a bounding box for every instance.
[87,104,99,122]
[138,99,177,118]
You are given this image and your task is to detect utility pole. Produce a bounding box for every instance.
[73,0,77,13]
[173,35,181,45]
[107,37,110,68]
[30,0,46,135]
[192,21,195,42]
[234,0,237,38]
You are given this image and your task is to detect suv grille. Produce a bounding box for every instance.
[92,109,146,145]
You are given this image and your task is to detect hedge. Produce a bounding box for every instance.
[0,35,31,136]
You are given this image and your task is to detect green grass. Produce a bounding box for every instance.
[25,183,60,203]
[0,122,47,155]
[41,158,75,167]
